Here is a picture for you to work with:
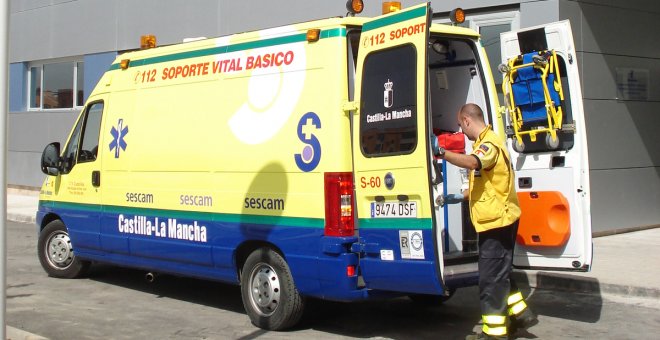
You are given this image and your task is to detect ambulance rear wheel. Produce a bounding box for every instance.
[37,220,90,279]
[240,247,305,331]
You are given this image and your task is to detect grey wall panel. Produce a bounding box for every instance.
[8,151,45,187]
[8,111,79,152]
[217,1,356,37]
[10,0,118,61]
[558,1,584,53]
[566,0,660,13]
[429,0,522,12]
[562,0,660,231]
[563,1,660,58]
[579,52,660,101]
[520,0,559,27]
[116,0,222,50]
[590,167,660,232]
[584,100,660,170]
[8,110,80,188]
[10,0,52,13]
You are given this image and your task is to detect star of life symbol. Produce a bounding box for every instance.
[384,79,394,108]
[109,119,129,158]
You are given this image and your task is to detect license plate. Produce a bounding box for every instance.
[370,201,417,218]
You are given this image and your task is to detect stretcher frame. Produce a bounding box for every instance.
[501,50,565,150]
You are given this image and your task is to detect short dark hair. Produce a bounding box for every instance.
[459,103,484,122]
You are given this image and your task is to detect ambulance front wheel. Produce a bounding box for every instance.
[240,247,305,331]
[37,219,90,279]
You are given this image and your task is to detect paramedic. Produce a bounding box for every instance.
[433,103,537,339]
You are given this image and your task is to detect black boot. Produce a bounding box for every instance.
[465,332,508,340]
[509,308,538,334]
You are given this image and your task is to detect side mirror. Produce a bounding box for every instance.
[41,142,61,176]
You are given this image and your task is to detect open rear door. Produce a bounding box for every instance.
[350,3,445,294]
[500,21,592,271]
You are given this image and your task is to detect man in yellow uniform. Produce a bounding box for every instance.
[434,104,537,339]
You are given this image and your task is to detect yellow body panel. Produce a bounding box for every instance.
[40,14,488,222]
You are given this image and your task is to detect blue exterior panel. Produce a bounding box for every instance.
[9,62,27,112]
[83,52,117,101]
[37,201,370,301]
[359,228,445,295]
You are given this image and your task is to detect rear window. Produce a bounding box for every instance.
[360,44,417,157]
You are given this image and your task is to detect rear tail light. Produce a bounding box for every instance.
[324,172,355,236]
[346,265,356,277]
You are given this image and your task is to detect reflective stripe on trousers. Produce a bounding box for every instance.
[482,314,507,336]
[507,291,528,316]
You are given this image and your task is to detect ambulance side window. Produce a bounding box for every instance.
[78,102,103,163]
[347,29,361,101]
[360,44,417,157]
[61,101,103,173]
[61,116,83,174]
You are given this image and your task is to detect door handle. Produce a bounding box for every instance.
[92,171,101,187]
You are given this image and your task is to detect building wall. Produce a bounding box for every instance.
[8,0,660,232]
[559,0,660,232]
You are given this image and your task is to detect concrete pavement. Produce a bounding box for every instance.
[513,227,660,299]
[6,188,660,339]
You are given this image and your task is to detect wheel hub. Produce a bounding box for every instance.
[249,264,281,316]
[47,232,73,268]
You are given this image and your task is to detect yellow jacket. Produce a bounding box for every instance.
[468,126,521,232]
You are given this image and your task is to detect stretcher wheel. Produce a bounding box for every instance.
[513,139,525,153]
[532,54,547,66]
[545,133,560,150]
[497,63,510,74]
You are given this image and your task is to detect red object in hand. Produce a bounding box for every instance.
[435,130,466,154]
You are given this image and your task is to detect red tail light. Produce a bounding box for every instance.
[324,172,354,236]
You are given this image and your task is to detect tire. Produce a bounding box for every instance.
[37,220,90,279]
[513,139,525,153]
[240,247,305,331]
[545,133,560,150]
[409,288,456,306]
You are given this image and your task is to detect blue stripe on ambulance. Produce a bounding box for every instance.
[37,200,367,301]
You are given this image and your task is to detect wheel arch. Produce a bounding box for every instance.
[235,240,285,280]
[40,213,62,231]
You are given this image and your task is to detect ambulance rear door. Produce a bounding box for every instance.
[350,3,445,295]
[499,21,592,271]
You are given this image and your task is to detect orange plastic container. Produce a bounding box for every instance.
[516,191,570,247]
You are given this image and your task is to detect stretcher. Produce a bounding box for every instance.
[499,50,564,152]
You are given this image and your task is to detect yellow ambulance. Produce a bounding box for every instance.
[37,1,592,330]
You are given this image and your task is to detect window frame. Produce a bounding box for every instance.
[77,101,104,164]
[27,57,85,111]
[359,43,419,158]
